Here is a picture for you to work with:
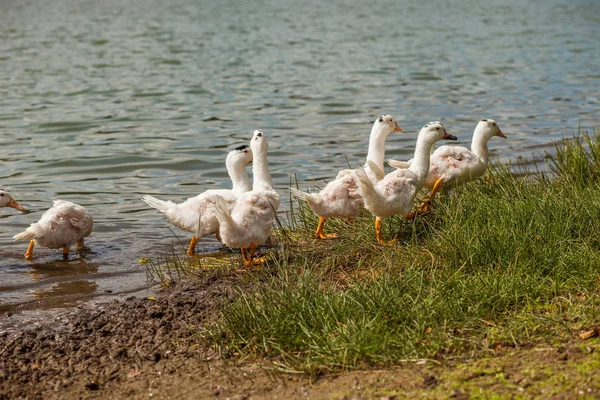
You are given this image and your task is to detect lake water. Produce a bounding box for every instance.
[0,0,598,313]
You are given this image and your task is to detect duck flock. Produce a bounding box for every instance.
[0,117,505,266]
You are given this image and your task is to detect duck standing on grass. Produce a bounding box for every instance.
[141,145,253,255]
[290,115,404,239]
[389,118,506,213]
[0,189,25,211]
[356,121,456,244]
[13,200,94,260]
[212,129,280,268]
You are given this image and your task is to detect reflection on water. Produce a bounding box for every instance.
[0,254,101,311]
[32,280,98,301]
[27,258,99,282]
[0,0,599,313]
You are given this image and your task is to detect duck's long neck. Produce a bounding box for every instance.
[252,151,274,191]
[365,131,388,170]
[408,136,434,183]
[227,162,252,193]
[471,132,490,166]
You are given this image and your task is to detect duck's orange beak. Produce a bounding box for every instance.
[496,128,507,139]
[394,123,405,133]
[8,198,25,211]
[443,129,457,140]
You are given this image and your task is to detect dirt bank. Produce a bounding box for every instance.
[1,277,599,400]
[0,278,231,399]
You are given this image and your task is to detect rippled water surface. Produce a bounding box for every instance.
[0,0,598,312]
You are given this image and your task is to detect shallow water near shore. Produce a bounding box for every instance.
[0,0,598,314]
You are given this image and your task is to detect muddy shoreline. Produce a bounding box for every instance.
[2,275,599,400]
[0,277,233,399]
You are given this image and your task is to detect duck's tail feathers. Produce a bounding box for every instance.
[141,195,173,214]
[356,167,375,191]
[13,226,40,242]
[388,159,412,169]
[289,188,311,202]
[366,160,385,182]
[355,167,381,208]
[289,187,321,207]
[211,196,234,227]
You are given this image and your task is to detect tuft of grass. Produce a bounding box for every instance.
[547,129,600,187]
[144,230,245,287]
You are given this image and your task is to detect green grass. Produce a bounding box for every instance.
[198,128,600,374]
[144,129,600,374]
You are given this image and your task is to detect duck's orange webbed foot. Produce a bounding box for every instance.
[187,235,199,256]
[417,197,434,215]
[317,232,339,239]
[241,244,259,268]
[315,217,339,239]
[375,218,397,245]
[24,240,35,260]
[406,195,436,221]
[418,178,444,214]
[241,247,251,266]
[253,256,267,266]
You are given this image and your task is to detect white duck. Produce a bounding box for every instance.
[212,129,280,268]
[290,115,404,239]
[388,118,506,212]
[142,145,253,255]
[356,121,456,243]
[13,200,94,260]
[0,189,25,211]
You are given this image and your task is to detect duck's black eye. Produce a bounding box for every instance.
[493,123,496,126]
[436,127,440,130]
[378,117,383,123]
[257,132,262,137]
